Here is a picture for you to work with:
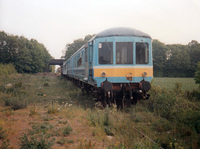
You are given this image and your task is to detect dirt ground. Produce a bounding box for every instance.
[0,73,117,149]
[0,105,117,149]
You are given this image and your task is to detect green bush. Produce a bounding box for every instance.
[186,89,200,101]
[4,96,27,110]
[146,89,176,119]
[63,125,72,136]
[0,63,17,76]
[19,134,54,149]
[28,123,53,136]
[143,85,200,147]
[20,122,55,149]
[43,82,49,87]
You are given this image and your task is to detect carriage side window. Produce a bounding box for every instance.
[136,42,149,64]
[77,57,82,67]
[116,42,133,64]
[98,42,113,64]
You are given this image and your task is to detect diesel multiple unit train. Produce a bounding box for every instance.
[62,27,153,108]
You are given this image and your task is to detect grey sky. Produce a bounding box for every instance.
[0,0,200,58]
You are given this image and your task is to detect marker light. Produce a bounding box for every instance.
[101,72,106,77]
[142,72,147,77]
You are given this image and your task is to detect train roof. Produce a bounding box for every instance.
[93,27,151,39]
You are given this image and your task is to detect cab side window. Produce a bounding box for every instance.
[98,42,113,64]
[136,43,149,64]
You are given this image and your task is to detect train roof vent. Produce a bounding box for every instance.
[95,27,151,39]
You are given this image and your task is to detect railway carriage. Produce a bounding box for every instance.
[62,27,153,107]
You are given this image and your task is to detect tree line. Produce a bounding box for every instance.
[153,40,200,77]
[1,30,199,78]
[64,35,200,78]
[0,31,53,73]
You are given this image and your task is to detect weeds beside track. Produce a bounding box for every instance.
[0,73,200,149]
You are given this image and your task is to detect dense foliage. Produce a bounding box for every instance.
[0,31,52,73]
[153,40,200,77]
[0,63,17,76]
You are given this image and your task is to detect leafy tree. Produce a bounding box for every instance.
[188,40,200,77]
[152,40,200,77]
[165,44,191,77]
[0,31,52,73]
[152,40,168,77]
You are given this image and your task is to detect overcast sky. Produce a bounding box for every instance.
[0,0,200,59]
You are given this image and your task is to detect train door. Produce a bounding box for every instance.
[88,42,93,79]
[84,47,89,80]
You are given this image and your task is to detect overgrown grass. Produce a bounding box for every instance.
[1,73,200,148]
[0,63,17,76]
[141,84,200,148]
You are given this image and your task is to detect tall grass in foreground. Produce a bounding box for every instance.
[85,82,200,148]
[1,73,200,148]
[141,84,200,148]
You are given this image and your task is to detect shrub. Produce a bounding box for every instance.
[19,134,54,149]
[63,125,72,136]
[29,104,38,116]
[0,63,17,76]
[47,102,59,114]
[20,122,55,149]
[67,140,74,143]
[28,123,53,135]
[186,89,200,101]
[174,82,183,94]
[4,96,27,110]
[57,138,65,146]
[146,91,176,119]
[43,82,49,87]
